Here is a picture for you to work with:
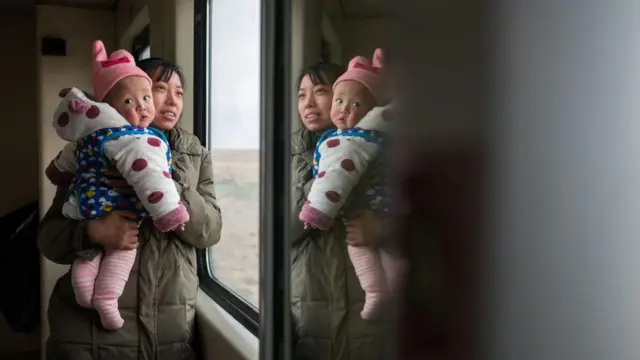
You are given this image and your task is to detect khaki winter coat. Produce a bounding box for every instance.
[38,127,222,360]
[290,127,386,360]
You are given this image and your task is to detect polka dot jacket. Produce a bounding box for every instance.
[51,87,188,231]
[299,104,393,230]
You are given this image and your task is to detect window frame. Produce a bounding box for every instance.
[257,0,293,357]
[194,0,281,339]
[131,24,150,60]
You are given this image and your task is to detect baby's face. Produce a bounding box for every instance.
[330,80,376,130]
[105,76,155,128]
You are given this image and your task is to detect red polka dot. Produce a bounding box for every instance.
[317,171,326,178]
[86,105,100,119]
[147,137,162,147]
[340,159,355,172]
[326,139,340,148]
[148,191,164,204]
[325,191,341,203]
[57,112,69,127]
[163,171,171,178]
[131,158,148,171]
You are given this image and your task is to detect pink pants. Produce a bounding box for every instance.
[348,245,407,320]
[71,249,136,330]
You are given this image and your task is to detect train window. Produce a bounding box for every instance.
[132,25,150,60]
[138,45,150,60]
[321,37,331,62]
[194,0,260,334]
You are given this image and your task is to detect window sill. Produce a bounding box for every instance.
[196,289,259,360]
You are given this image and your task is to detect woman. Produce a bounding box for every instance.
[291,62,386,360]
[38,58,222,360]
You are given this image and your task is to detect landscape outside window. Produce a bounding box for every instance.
[206,0,260,308]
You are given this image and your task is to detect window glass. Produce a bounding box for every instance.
[132,25,150,61]
[321,37,331,62]
[206,0,261,308]
[138,45,150,60]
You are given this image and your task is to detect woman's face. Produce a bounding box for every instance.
[149,69,184,131]
[297,74,334,133]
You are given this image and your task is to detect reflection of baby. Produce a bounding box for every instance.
[299,49,405,320]
[46,40,188,330]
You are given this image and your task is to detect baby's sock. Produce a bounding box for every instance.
[71,254,102,308]
[93,297,124,330]
[361,291,386,320]
[348,245,388,321]
[92,249,136,330]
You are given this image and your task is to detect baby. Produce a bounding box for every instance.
[299,48,404,320]
[45,40,189,329]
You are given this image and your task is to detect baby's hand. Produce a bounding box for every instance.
[346,223,367,246]
[345,209,388,247]
[303,222,315,230]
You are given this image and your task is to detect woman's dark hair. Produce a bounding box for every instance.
[136,57,186,89]
[296,61,344,90]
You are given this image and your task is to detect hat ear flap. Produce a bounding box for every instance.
[348,55,371,69]
[93,40,107,62]
[372,48,384,68]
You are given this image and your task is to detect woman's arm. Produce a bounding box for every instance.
[291,153,315,244]
[45,142,77,188]
[172,149,223,248]
[290,128,321,244]
[37,186,102,265]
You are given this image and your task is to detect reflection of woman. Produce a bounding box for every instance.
[291,62,386,359]
[38,58,223,360]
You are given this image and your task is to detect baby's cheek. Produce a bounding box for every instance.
[147,107,156,120]
[329,107,339,120]
[138,117,152,128]
[122,109,139,126]
[347,114,363,128]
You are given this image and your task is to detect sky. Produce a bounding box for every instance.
[208,0,261,150]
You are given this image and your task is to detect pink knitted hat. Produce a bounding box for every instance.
[91,40,152,101]
[333,48,385,104]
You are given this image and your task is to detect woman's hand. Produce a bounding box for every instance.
[86,210,140,250]
[104,165,135,195]
[345,209,387,247]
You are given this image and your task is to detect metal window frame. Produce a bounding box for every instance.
[258,0,293,358]
[192,0,259,337]
[193,0,293,351]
